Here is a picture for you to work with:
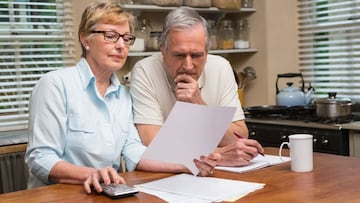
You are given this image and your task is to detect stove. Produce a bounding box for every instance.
[244,106,360,156]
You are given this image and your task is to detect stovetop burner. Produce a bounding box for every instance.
[245,104,360,125]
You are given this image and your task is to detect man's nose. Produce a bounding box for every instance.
[182,56,194,70]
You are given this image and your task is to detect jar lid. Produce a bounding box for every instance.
[220,20,233,27]
[237,19,248,27]
[149,31,162,37]
[207,20,216,28]
[314,92,351,104]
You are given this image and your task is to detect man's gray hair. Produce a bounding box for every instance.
[160,7,210,51]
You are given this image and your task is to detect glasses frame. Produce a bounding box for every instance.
[90,30,136,46]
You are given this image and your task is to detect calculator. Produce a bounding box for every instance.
[101,183,139,199]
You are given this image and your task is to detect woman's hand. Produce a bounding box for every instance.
[83,166,125,194]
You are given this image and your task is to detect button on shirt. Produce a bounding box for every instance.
[25,58,146,188]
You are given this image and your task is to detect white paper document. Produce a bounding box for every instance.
[215,154,291,173]
[141,101,236,175]
[136,174,265,202]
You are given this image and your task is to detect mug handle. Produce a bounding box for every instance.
[279,142,289,161]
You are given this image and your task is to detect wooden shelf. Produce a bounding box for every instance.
[122,4,256,13]
[124,4,257,58]
[128,48,257,57]
[208,48,258,54]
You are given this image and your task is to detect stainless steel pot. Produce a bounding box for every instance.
[313,92,352,118]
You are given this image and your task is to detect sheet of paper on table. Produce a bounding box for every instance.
[141,101,236,175]
[136,174,265,202]
[215,154,291,173]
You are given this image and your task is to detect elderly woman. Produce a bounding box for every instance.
[25,0,219,194]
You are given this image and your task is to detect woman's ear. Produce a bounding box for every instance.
[80,33,89,49]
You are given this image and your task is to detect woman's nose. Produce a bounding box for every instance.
[115,37,125,48]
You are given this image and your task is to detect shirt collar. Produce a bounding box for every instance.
[110,73,121,98]
[198,71,205,89]
[77,58,121,98]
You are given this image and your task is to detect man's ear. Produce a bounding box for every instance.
[159,43,165,55]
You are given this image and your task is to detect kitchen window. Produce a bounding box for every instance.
[298,0,360,101]
[0,0,74,132]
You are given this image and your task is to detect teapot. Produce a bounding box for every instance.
[276,73,314,106]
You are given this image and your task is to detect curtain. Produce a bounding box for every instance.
[297,0,360,101]
[0,0,75,132]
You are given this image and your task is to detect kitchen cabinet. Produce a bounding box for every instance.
[246,119,350,156]
[122,4,258,57]
[337,122,360,157]
[349,130,360,157]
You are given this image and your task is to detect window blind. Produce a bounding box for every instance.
[0,0,74,132]
[297,0,360,101]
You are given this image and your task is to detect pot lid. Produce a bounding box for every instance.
[314,92,351,104]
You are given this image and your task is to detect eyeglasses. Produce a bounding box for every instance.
[90,30,136,46]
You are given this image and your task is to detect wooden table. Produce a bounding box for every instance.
[1,147,360,203]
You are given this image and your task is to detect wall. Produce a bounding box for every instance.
[72,0,94,61]
[71,0,299,106]
[237,0,299,106]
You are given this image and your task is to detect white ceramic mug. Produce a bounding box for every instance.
[279,134,313,172]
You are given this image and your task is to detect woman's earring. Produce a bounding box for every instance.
[85,46,89,50]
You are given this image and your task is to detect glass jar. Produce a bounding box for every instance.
[217,20,234,50]
[234,19,250,49]
[208,20,217,50]
[241,0,254,8]
[147,31,162,51]
[130,18,151,52]
[120,0,134,4]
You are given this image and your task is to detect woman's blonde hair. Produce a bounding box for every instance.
[78,0,135,57]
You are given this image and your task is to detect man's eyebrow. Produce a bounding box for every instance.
[172,51,205,55]
[192,52,205,55]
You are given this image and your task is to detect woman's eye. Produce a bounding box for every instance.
[123,35,130,41]
[106,34,117,39]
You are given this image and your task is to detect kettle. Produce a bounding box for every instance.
[276,73,314,106]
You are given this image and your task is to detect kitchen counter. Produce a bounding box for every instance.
[246,117,360,131]
[340,121,360,130]
[246,118,343,130]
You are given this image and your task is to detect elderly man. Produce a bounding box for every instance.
[130,7,263,166]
